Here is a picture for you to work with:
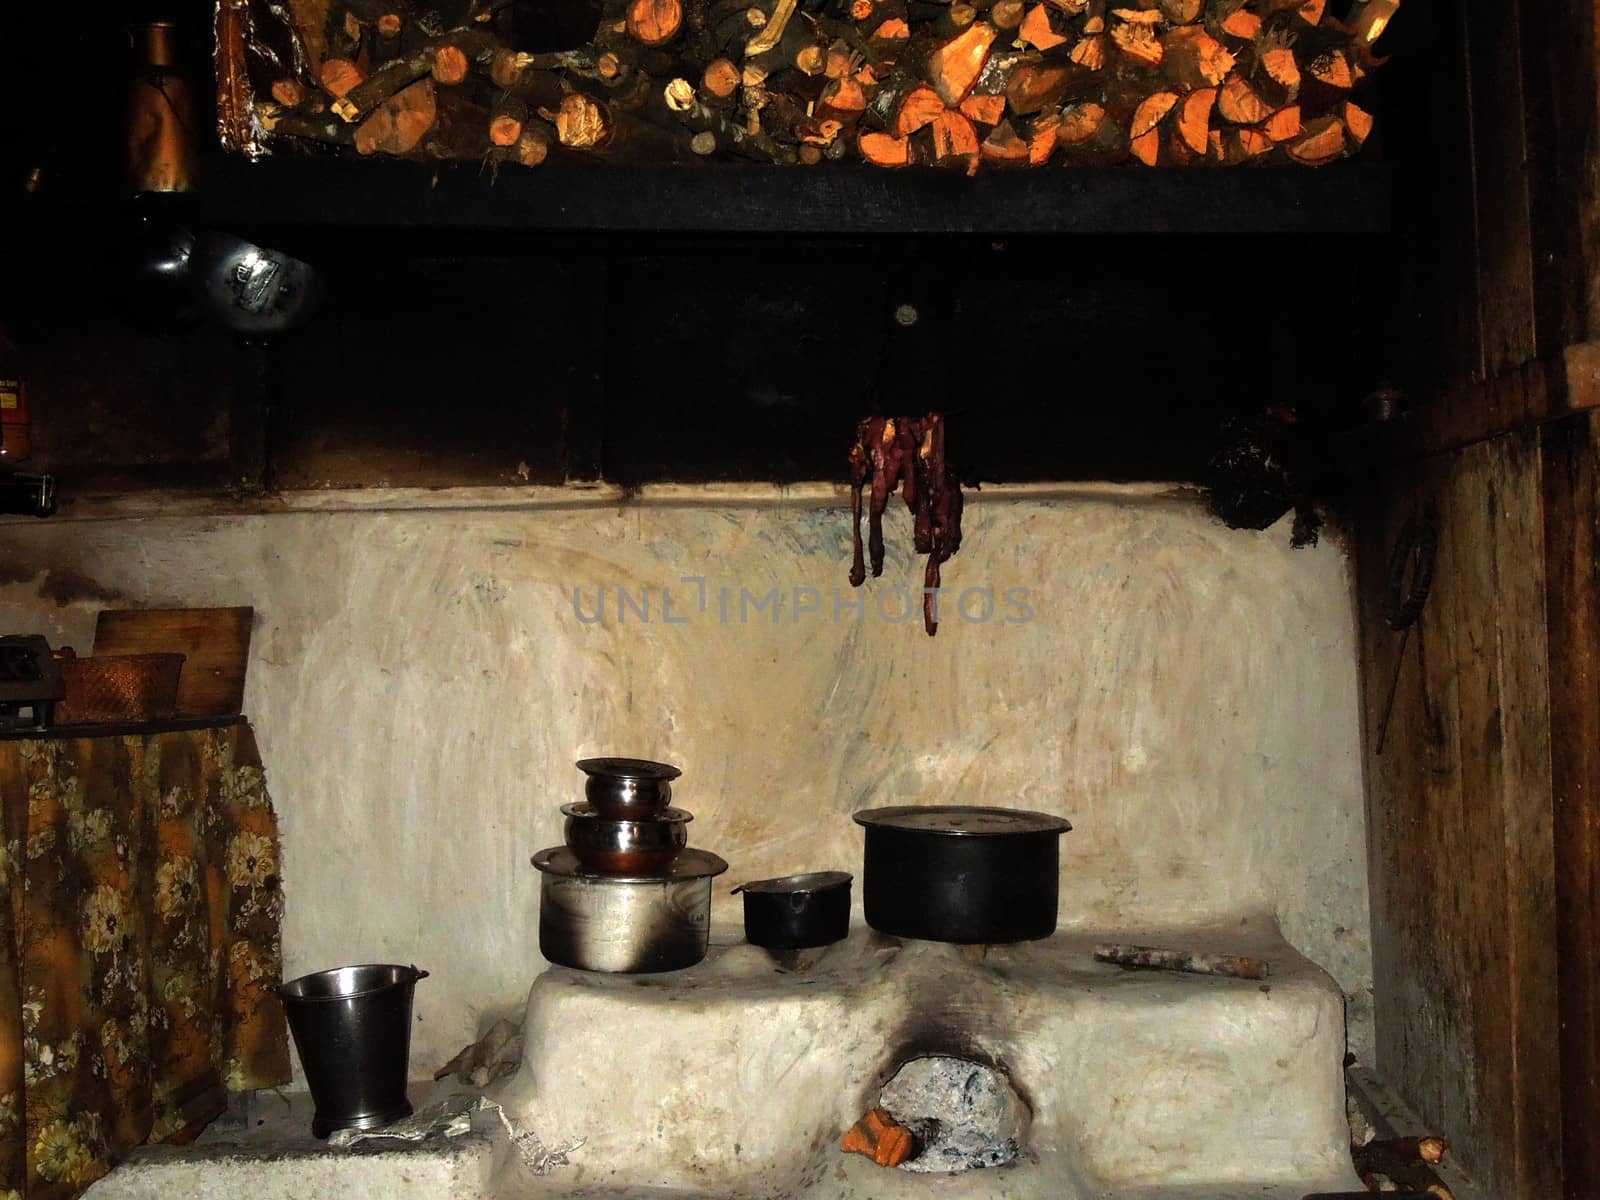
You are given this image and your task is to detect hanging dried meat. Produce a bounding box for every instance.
[848,414,963,636]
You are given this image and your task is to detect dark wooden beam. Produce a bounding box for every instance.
[1539,412,1600,1200]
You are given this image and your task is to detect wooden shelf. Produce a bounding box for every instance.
[0,715,244,742]
[163,155,1392,237]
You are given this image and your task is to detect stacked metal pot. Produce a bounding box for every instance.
[532,758,727,973]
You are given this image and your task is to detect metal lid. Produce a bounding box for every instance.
[561,803,692,826]
[576,757,682,782]
[532,846,728,882]
[853,805,1071,836]
[732,870,852,895]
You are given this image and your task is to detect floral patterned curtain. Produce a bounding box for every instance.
[0,723,290,1199]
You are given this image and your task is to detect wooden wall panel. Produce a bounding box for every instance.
[1540,413,1600,1200]
[1463,0,1538,377]
[1358,429,1562,1200]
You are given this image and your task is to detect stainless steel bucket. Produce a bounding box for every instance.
[275,963,428,1138]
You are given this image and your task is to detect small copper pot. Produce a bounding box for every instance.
[562,803,690,874]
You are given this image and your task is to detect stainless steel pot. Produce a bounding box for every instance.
[576,757,681,817]
[561,802,690,873]
[533,846,729,972]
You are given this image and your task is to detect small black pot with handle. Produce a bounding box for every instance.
[734,871,852,950]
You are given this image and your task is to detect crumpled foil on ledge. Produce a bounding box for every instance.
[329,1090,584,1176]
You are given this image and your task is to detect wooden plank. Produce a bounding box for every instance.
[1518,0,1592,356]
[93,609,254,718]
[1358,431,1561,1200]
[1464,0,1538,375]
[1483,432,1561,1200]
[1427,1,1486,385]
[1539,413,1600,1200]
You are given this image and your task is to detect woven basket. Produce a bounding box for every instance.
[56,653,185,725]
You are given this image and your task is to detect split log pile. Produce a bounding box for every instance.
[226,0,1399,169]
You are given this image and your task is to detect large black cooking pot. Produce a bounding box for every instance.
[854,806,1071,943]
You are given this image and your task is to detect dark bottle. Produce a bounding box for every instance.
[0,327,29,462]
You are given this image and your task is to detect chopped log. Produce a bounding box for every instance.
[1129,89,1178,139]
[1069,33,1106,69]
[1345,0,1400,45]
[1111,6,1162,24]
[486,130,551,167]
[627,0,685,43]
[930,108,980,170]
[1262,104,1301,142]
[702,55,742,97]
[1342,98,1373,148]
[271,79,307,107]
[1175,86,1215,155]
[489,96,529,145]
[1219,8,1261,39]
[1284,113,1344,163]
[1223,124,1273,160]
[852,0,875,19]
[1158,0,1203,23]
[331,33,498,123]
[841,1108,917,1167]
[1094,943,1270,980]
[1296,0,1326,24]
[926,22,997,105]
[1019,4,1068,50]
[255,101,356,146]
[991,0,1026,29]
[1055,100,1106,144]
[934,3,978,36]
[1111,21,1163,67]
[670,94,799,159]
[1165,27,1234,88]
[743,0,798,54]
[431,44,471,84]
[818,76,870,121]
[874,17,912,38]
[894,83,948,135]
[555,91,611,148]
[859,129,912,164]
[1026,111,1059,162]
[958,92,1006,125]
[1307,47,1353,89]
[1217,74,1272,123]
[1005,63,1072,114]
[1257,43,1301,100]
[979,118,1029,165]
[1129,89,1177,165]
[320,57,367,97]
[353,77,437,154]
[376,11,403,38]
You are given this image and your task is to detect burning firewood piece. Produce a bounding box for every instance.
[840,1106,918,1167]
[1093,943,1270,980]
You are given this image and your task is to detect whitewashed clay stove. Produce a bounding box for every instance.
[490,916,1364,1199]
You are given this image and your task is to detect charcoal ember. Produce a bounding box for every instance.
[878,1055,1029,1173]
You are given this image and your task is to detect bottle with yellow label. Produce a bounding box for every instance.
[0,328,29,462]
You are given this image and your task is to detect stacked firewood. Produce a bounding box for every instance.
[234,0,1399,169]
